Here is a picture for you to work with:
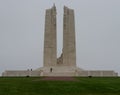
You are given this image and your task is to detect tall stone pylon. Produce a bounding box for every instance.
[44,5,76,67]
[62,6,76,67]
[44,4,57,67]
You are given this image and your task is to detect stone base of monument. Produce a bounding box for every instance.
[2,66,118,77]
[36,66,82,76]
[36,66,118,77]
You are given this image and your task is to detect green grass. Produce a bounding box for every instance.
[0,77,120,95]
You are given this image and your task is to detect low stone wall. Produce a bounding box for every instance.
[77,70,118,77]
[2,68,118,77]
[2,70,42,77]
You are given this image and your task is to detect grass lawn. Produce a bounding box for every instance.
[0,77,120,95]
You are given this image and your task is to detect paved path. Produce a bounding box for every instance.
[41,77,76,81]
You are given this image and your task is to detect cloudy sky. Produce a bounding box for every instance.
[0,0,120,75]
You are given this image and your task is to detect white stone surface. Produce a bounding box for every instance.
[62,6,76,67]
[2,70,41,77]
[2,68,118,77]
[44,5,57,67]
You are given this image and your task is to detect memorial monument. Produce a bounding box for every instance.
[2,5,118,77]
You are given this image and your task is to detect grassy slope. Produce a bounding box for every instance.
[0,77,120,95]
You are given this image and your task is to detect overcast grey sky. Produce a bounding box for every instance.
[0,0,120,75]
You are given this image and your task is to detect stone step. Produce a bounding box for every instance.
[43,72,76,76]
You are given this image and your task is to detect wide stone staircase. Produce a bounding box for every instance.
[39,66,80,76]
[43,72,76,76]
